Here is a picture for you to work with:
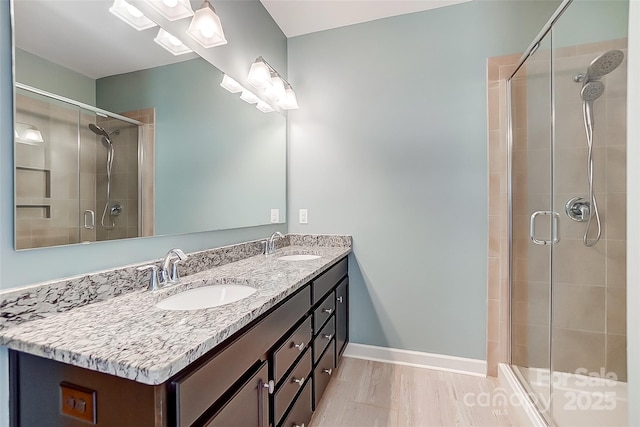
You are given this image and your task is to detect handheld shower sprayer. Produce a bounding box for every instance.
[571,50,624,247]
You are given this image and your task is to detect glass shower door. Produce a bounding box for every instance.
[550,3,628,425]
[510,33,553,421]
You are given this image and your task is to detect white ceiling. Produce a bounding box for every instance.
[260,0,471,38]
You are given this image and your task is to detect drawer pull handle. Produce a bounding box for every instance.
[322,308,334,315]
[293,341,305,351]
[323,368,333,375]
[323,333,333,340]
[262,380,275,394]
[292,376,305,386]
[337,296,343,303]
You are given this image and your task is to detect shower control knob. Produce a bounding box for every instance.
[565,197,590,222]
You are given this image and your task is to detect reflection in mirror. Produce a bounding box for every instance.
[12,0,287,250]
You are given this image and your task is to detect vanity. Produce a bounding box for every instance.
[1,237,351,427]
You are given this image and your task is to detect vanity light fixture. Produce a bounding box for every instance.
[264,75,285,101]
[187,0,227,48]
[277,83,299,110]
[247,56,299,110]
[142,0,194,21]
[154,28,192,55]
[109,0,157,31]
[247,57,272,89]
[256,101,275,113]
[240,89,260,104]
[15,123,44,144]
[220,75,243,93]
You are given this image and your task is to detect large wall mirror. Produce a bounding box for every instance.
[12,0,286,250]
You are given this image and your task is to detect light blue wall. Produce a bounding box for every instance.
[15,48,96,105]
[287,0,560,360]
[0,1,286,425]
[97,59,286,235]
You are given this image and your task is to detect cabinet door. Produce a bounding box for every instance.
[204,361,269,427]
[335,278,349,361]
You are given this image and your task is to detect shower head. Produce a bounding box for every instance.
[88,123,110,138]
[585,49,624,81]
[88,123,119,148]
[581,81,605,102]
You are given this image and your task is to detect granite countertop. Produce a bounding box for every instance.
[0,245,351,385]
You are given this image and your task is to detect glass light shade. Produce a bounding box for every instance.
[247,59,272,89]
[154,28,192,55]
[22,129,44,143]
[143,0,193,21]
[187,2,227,48]
[265,76,285,101]
[220,75,243,93]
[109,0,157,31]
[278,86,299,110]
[256,101,275,113]
[240,90,259,104]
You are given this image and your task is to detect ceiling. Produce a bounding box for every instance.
[260,0,471,38]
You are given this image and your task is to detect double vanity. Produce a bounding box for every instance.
[0,234,351,427]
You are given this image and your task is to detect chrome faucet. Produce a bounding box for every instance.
[265,232,285,255]
[161,248,188,284]
[137,248,188,291]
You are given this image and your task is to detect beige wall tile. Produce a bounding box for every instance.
[606,192,626,240]
[606,239,626,288]
[606,334,627,382]
[554,238,606,286]
[606,287,626,335]
[552,329,605,374]
[553,283,605,332]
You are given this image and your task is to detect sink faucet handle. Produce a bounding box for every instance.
[169,257,186,282]
[137,264,161,291]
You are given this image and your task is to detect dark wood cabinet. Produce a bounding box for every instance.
[203,361,269,427]
[10,256,349,427]
[335,278,349,362]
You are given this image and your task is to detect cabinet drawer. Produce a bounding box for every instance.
[313,340,335,410]
[313,317,335,365]
[173,285,311,427]
[274,348,312,425]
[278,378,312,427]
[313,291,335,332]
[204,361,269,427]
[273,317,312,386]
[312,257,348,304]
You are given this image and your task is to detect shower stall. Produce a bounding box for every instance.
[507,0,628,426]
[15,84,144,249]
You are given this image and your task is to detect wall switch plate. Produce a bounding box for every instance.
[60,382,97,424]
[270,208,279,223]
[299,209,308,224]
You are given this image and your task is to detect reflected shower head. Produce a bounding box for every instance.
[585,49,624,81]
[88,123,109,138]
[88,123,119,147]
[581,81,605,102]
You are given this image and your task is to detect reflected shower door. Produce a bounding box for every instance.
[510,33,553,421]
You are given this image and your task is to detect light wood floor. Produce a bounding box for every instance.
[309,357,523,427]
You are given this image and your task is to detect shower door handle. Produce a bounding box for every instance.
[83,210,95,230]
[530,211,560,245]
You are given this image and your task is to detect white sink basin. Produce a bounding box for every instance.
[277,254,321,261]
[155,284,256,311]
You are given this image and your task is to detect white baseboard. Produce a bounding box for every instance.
[342,343,487,377]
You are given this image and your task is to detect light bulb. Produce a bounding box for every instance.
[126,3,144,17]
[163,0,178,7]
[247,59,271,89]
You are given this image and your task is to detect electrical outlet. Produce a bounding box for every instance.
[270,209,280,223]
[299,209,308,224]
[60,382,96,424]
